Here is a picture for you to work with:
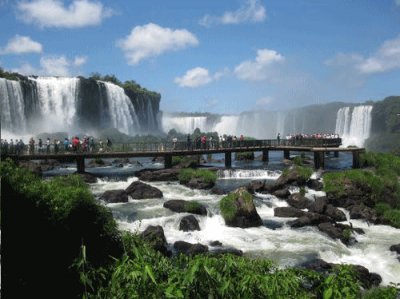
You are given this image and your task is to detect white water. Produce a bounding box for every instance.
[213,115,240,136]
[0,78,26,132]
[103,82,140,135]
[217,169,282,180]
[335,105,373,147]
[161,115,209,134]
[90,173,400,286]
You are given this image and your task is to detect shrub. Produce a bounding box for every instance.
[184,201,202,214]
[219,189,253,222]
[293,156,303,166]
[178,168,217,184]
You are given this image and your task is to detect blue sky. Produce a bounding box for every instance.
[0,0,399,114]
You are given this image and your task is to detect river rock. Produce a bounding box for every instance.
[307,179,324,191]
[173,241,208,256]
[163,200,207,215]
[74,172,98,183]
[246,180,266,194]
[390,244,400,254]
[209,241,223,247]
[288,213,331,228]
[309,196,328,214]
[274,207,306,218]
[125,181,163,199]
[135,168,180,181]
[220,187,263,228]
[179,215,200,231]
[272,188,291,198]
[183,177,214,189]
[141,225,169,256]
[325,204,346,222]
[87,159,111,168]
[287,193,312,209]
[210,186,225,195]
[209,247,243,256]
[100,189,129,203]
[349,205,377,223]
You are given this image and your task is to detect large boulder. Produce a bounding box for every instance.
[288,213,331,228]
[317,222,362,245]
[390,244,400,254]
[325,204,346,222]
[141,225,169,256]
[272,188,291,199]
[309,197,328,214]
[184,177,214,189]
[100,189,129,203]
[209,247,243,256]
[74,172,98,184]
[163,200,207,215]
[220,187,263,228]
[179,215,201,231]
[287,193,312,209]
[274,207,306,218]
[135,168,180,182]
[307,179,324,191]
[246,180,266,194]
[125,181,163,199]
[173,241,208,256]
[349,205,377,223]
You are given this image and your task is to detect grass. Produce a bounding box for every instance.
[184,201,202,213]
[178,168,217,184]
[219,189,253,222]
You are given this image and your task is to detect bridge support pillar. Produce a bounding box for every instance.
[76,157,85,173]
[283,149,290,160]
[314,151,325,169]
[262,150,269,162]
[225,152,232,168]
[352,151,360,169]
[334,151,339,158]
[164,154,172,169]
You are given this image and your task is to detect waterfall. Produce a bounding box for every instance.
[161,115,209,134]
[102,82,140,135]
[213,115,240,136]
[0,78,26,132]
[217,169,282,180]
[335,105,373,147]
[0,76,160,136]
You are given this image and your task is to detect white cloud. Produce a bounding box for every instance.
[117,23,198,65]
[73,55,87,66]
[256,96,273,106]
[234,49,284,81]
[0,35,43,55]
[326,35,400,75]
[174,67,226,88]
[17,0,113,28]
[200,0,266,27]
[357,35,400,74]
[13,54,87,76]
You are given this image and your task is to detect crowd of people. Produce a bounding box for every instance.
[1,136,113,155]
[185,134,246,150]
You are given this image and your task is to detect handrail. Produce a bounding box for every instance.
[1,138,342,156]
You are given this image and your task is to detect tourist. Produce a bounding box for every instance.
[240,134,244,147]
[277,133,281,145]
[54,139,59,153]
[89,138,95,152]
[16,139,25,155]
[9,139,14,154]
[186,134,191,150]
[38,138,43,153]
[172,137,177,150]
[63,138,69,152]
[46,138,51,153]
[29,137,35,154]
[209,136,213,149]
[106,138,112,152]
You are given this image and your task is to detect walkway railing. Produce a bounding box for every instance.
[2,138,342,156]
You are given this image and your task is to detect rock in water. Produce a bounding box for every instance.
[163,200,207,215]
[100,189,129,203]
[141,225,169,256]
[220,187,262,228]
[287,193,312,209]
[125,181,163,199]
[173,241,208,256]
[179,215,201,231]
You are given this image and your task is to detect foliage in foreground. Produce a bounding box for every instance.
[178,168,217,184]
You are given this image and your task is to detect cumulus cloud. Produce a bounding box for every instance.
[117,23,198,65]
[326,35,400,75]
[174,67,226,88]
[13,54,87,76]
[16,0,113,28]
[200,0,266,27]
[0,35,43,55]
[234,49,284,81]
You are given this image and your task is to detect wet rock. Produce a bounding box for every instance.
[263,219,284,230]
[288,213,331,228]
[272,188,291,199]
[209,247,243,256]
[274,207,306,218]
[307,179,324,191]
[210,186,225,195]
[325,204,346,222]
[184,177,214,189]
[220,187,263,228]
[318,222,343,240]
[209,241,223,247]
[163,200,207,215]
[352,265,382,289]
[135,168,180,182]
[74,172,98,183]
[87,158,111,168]
[125,181,163,199]
[173,241,208,256]
[246,180,266,194]
[349,205,377,222]
[309,196,328,214]
[179,215,200,232]
[390,244,400,254]
[100,189,129,203]
[141,225,169,256]
[287,193,312,209]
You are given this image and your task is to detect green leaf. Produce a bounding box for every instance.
[323,287,333,299]
[145,264,156,284]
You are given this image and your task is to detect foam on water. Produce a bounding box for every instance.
[217,169,282,180]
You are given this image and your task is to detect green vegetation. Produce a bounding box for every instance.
[282,165,313,182]
[319,265,361,299]
[362,285,399,299]
[219,190,253,222]
[293,156,303,166]
[235,152,255,161]
[299,186,306,197]
[184,201,203,214]
[178,168,217,184]
[0,67,20,80]
[323,152,400,228]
